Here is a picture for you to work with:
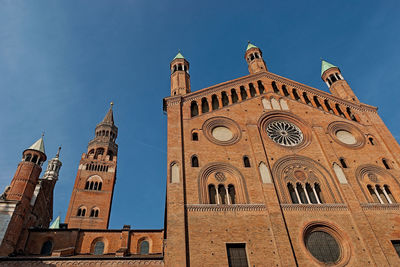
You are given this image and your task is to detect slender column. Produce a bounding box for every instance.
[237,89,243,101]
[320,99,330,112]
[304,186,311,204]
[373,187,384,204]
[216,188,220,205]
[312,186,321,204]
[294,186,302,204]
[382,187,392,204]
[218,96,223,108]
[343,109,352,120]
[225,187,231,205]
[207,96,212,111]
[227,94,232,105]
[245,86,251,98]
[254,85,260,95]
[330,102,340,116]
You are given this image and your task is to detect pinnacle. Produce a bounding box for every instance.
[28,136,45,154]
[321,59,338,76]
[173,51,185,60]
[246,42,258,51]
[101,103,114,125]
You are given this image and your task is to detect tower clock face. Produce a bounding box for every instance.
[266,120,303,147]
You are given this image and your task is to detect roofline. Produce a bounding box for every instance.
[29,228,164,233]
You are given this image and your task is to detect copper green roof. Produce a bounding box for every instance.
[29,136,45,154]
[49,216,60,229]
[321,60,337,76]
[246,42,258,51]
[173,52,185,60]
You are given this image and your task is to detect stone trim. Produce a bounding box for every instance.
[360,203,400,211]
[280,203,348,211]
[186,204,266,212]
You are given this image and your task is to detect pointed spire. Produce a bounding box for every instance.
[246,41,258,51]
[55,146,61,158]
[102,102,114,125]
[49,216,60,229]
[173,51,185,60]
[29,135,45,154]
[321,59,337,76]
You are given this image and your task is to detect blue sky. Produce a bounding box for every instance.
[0,1,399,229]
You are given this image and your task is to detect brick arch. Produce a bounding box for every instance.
[137,236,152,254]
[272,155,343,204]
[90,237,108,254]
[198,162,249,204]
[355,164,400,202]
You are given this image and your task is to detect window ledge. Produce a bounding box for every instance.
[186,204,266,212]
[280,203,348,212]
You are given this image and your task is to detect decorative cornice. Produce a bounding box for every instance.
[280,203,348,212]
[186,204,266,212]
[360,203,400,211]
[0,259,164,265]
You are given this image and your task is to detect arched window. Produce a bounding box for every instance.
[208,184,217,204]
[40,240,53,256]
[376,185,388,204]
[231,89,239,103]
[303,92,311,105]
[77,207,86,217]
[384,185,396,203]
[314,183,323,203]
[201,98,209,113]
[98,182,102,191]
[221,91,229,106]
[93,241,104,255]
[107,150,113,161]
[324,100,333,113]
[297,183,307,204]
[190,101,199,117]
[85,181,89,189]
[212,95,219,110]
[32,155,38,164]
[192,132,199,141]
[288,183,299,204]
[368,137,375,145]
[335,73,341,80]
[346,107,357,122]
[218,184,227,204]
[257,80,265,94]
[306,183,318,204]
[292,89,301,101]
[88,149,95,156]
[191,155,199,167]
[243,156,250,168]
[282,85,290,97]
[249,83,256,97]
[25,153,32,162]
[272,81,280,94]
[313,96,322,109]
[382,158,391,169]
[139,240,149,255]
[94,148,104,159]
[335,104,345,117]
[339,158,348,168]
[240,86,247,100]
[228,185,236,204]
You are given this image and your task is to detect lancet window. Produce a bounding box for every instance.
[287,182,323,204]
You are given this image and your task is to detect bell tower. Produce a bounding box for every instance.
[245,42,268,74]
[65,103,118,229]
[170,52,191,96]
[321,60,359,102]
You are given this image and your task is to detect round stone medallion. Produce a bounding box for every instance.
[335,130,356,145]
[212,127,233,142]
[202,117,241,146]
[266,120,303,147]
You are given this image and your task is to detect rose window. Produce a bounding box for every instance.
[266,121,303,146]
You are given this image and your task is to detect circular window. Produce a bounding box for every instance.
[266,121,303,147]
[305,231,340,264]
[328,121,365,149]
[202,117,241,146]
[212,126,233,142]
[335,130,356,145]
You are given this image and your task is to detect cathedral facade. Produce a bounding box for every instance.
[1,43,400,266]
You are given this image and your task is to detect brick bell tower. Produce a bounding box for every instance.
[65,103,118,229]
[245,41,268,74]
[170,51,191,96]
[0,136,46,256]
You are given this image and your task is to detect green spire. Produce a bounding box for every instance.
[173,51,185,60]
[29,135,45,154]
[246,42,258,51]
[321,60,337,76]
[49,216,60,229]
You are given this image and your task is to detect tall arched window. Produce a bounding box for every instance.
[139,240,149,255]
[384,185,396,203]
[367,185,380,203]
[201,98,209,113]
[339,158,348,168]
[192,132,199,141]
[93,241,105,255]
[376,185,388,204]
[382,158,391,169]
[257,80,265,94]
[243,156,251,168]
[221,91,229,106]
[249,83,256,97]
[302,92,311,105]
[212,95,219,110]
[314,183,323,203]
[40,240,53,256]
[324,100,333,113]
[240,86,247,100]
[282,85,289,97]
[272,81,280,94]
[218,184,227,204]
[191,155,199,167]
[228,185,236,204]
[306,183,318,204]
[190,101,199,117]
[297,183,308,204]
[287,183,299,204]
[208,184,217,204]
[292,89,301,101]
[77,207,86,217]
[25,153,32,162]
[313,96,322,109]
[90,208,99,217]
[32,155,38,164]
[368,137,375,145]
[231,89,239,103]
[335,104,345,117]
[107,150,113,161]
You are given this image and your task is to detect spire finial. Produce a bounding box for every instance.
[110,102,114,108]
[41,131,45,138]
[56,146,61,158]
